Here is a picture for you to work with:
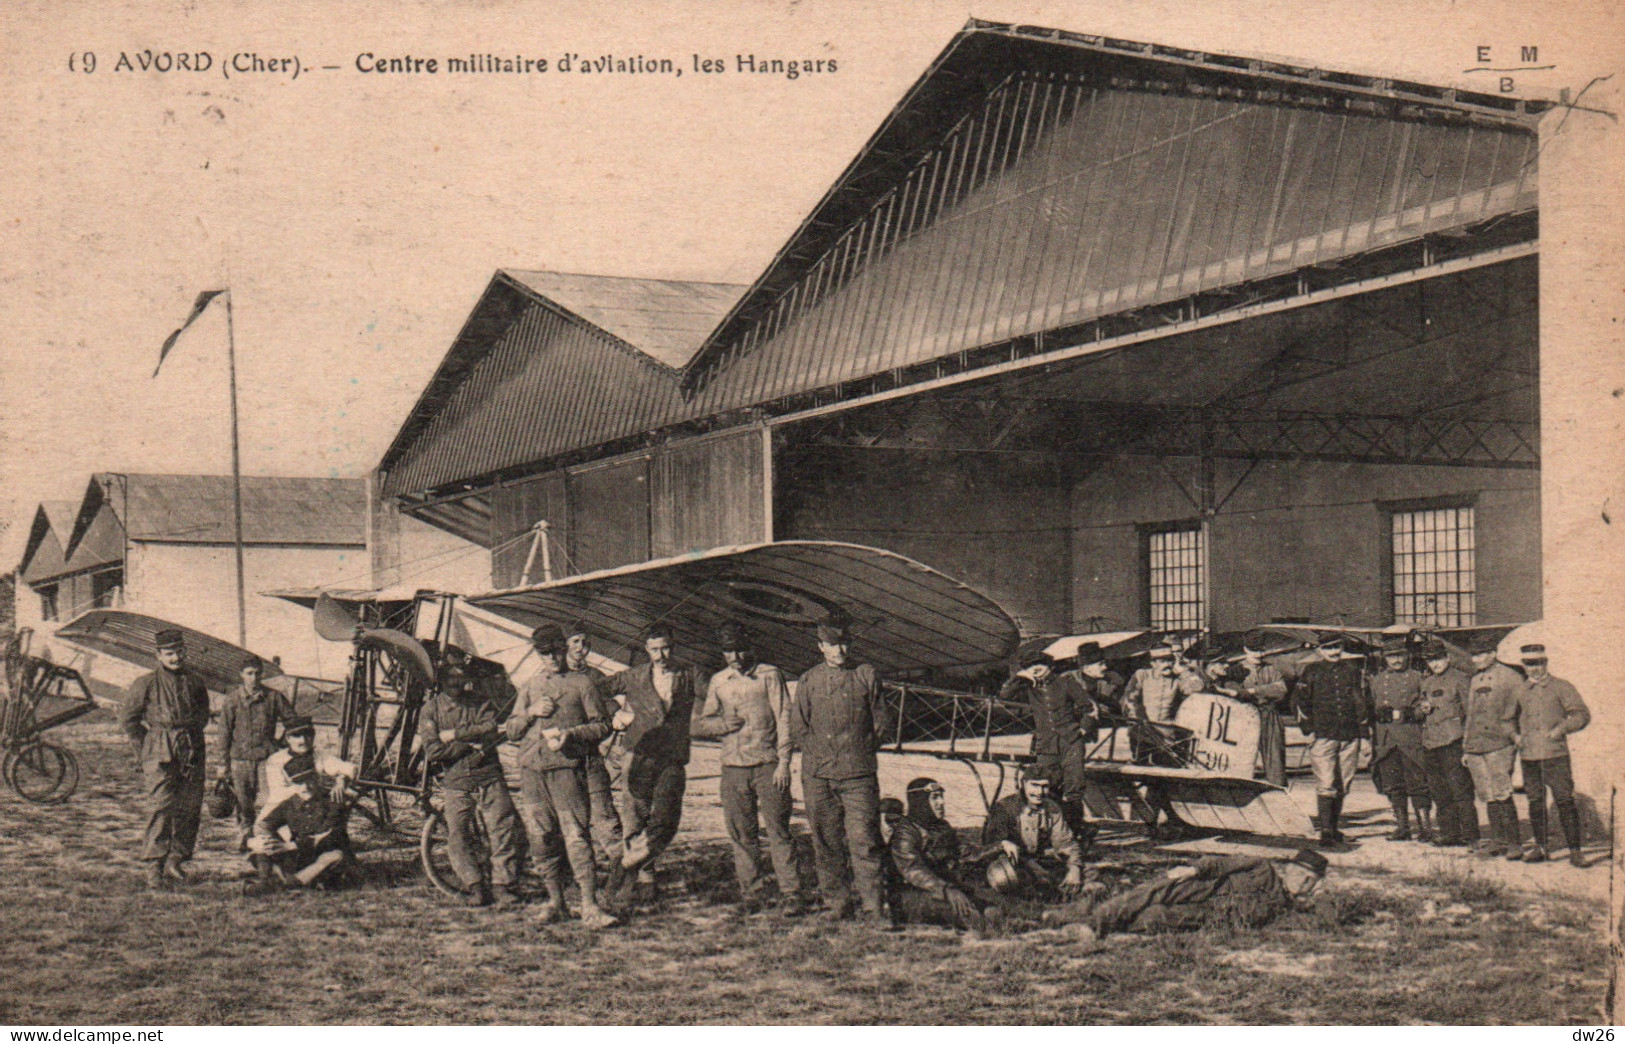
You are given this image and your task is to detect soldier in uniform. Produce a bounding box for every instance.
[423,645,524,908]
[1235,635,1290,787]
[888,778,999,934]
[791,619,893,926]
[1510,644,1590,866]
[216,654,294,851]
[1001,651,1096,848]
[507,624,618,926]
[1123,642,1204,839]
[1369,638,1433,841]
[564,621,626,870]
[980,768,1090,902]
[245,755,357,894]
[1293,634,1372,848]
[1417,639,1480,848]
[1064,642,1123,720]
[1461,633,1524,857]
[1076,848,1330,940]
[119,628,212,889]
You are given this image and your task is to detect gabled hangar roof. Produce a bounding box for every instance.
[379,18,1548,504]
[378,271,747,498]
[17,501,81,583]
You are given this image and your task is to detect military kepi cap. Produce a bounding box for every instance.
[1289,848,1330,876]
[717,620,750,652]
[815,620,850,644]
[154,628,185,651]
[1074,641,1105,666]
[283,715,315,737]
[1468,632,1501,654]
[1519,643,1548,664]
[531,623,565,654]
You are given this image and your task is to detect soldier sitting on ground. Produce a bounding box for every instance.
[979,767,1097,906]
[244,754,358,895]
[888,778,1003,935]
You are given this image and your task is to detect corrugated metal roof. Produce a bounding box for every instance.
[65,474,365,554]
[503,271,746,369]
[682,28,1541,410]
[378,20,1545,501]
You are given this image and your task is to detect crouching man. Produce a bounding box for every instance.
[980,768,1093,904]
[1071,849,1329,940]
[889,778,1001,935]
[245,756,357,894]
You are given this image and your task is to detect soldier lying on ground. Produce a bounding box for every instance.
[243,757,357,895]
[1048,848,1331,942]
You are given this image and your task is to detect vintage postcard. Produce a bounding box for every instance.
[1,0,1620,1028]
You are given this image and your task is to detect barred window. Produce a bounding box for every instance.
[1146,523,1205,631]
[1392,505,1475,627]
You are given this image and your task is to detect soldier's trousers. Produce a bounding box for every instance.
[584,753,624,863]
[1372,746,1431,806]
[1423,741,1480,843]
[1257,706,1287,787]
[1307,736,1360,798]
[141,759,205,862]
[720,763,801,896]
[1090,877,1285,936]
[443,776,521,890]
[1521,754,1583,852]
[228,760,265,830]
[518,765,595,892]
[623,757,686,872]
[802,772,884,915]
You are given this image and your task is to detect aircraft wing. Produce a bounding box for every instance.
[55,609,285,694]
[464,541,1020,676]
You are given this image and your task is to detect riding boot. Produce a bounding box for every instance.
[1329,795,1347,843]
[1415,804,1435,843]
[1458,801,1481,846]
[1387,796,1411,841]
[1494,800,1523,859]
[1317,795,1338,848]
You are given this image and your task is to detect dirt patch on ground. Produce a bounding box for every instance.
[0,718,1611,1025]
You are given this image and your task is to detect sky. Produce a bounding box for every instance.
[2,0,1618,569]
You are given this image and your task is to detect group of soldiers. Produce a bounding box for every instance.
[997,628,1592,863]
[116,616,1589,940]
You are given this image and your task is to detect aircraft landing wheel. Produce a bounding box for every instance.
[5,741,78,804]
[420,807,489,898]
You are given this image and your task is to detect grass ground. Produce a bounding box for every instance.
[0,717,1610,1025]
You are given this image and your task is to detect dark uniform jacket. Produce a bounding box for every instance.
[218,684,295,767]
[420,692,506,788]
[889,814,964,898]
[981,793,1084,870]
[1159,856,1293,927]
[1293,659,1371,741]
[1369,668,1426,759]
[792,661,890,780]
[506,670,612,771]
[1005,673,1094,755]
[601,663,700,766]
[120,667,211,768]
[1515,675,1590,761]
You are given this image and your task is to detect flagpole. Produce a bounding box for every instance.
[225,289,247,648]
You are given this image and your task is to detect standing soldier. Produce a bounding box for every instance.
[599,624,700,911]
[1417,639,1480,848]
[692,621,805,915]
[1461,634,1524,857]
[791,619,894,925]
[1123,642,1204,839]
[1002,652,1095,850]
[216,654,294,851]
[1235,635,1290,787]
[119,628,211,889]
[1369,638,1433,841]
[421,645,523,908]
[1510,644,1590,866]
[1293,635,1371,848]
[1067,641,1124,720]
[565,621,626,870]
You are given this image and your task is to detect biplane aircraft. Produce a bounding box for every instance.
[67,541,1515,884]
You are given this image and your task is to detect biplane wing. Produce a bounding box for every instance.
[56,610,285,694]
[464,541,1020,676]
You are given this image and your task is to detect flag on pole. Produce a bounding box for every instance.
[153,289,228,377]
